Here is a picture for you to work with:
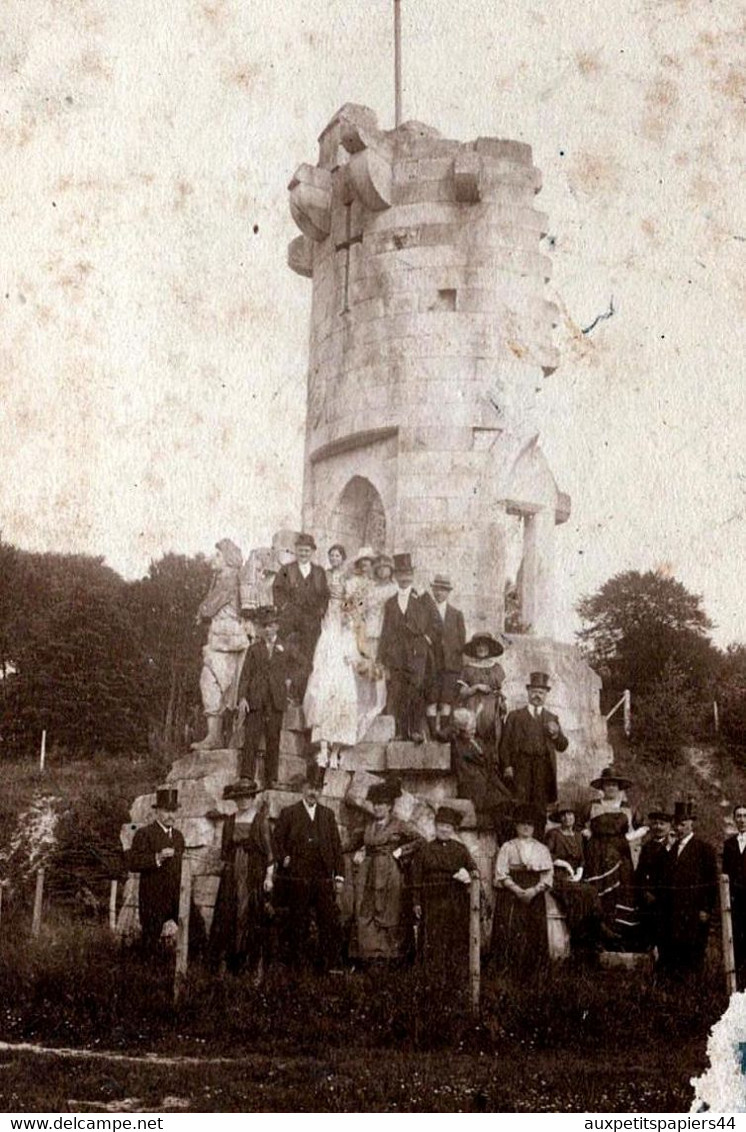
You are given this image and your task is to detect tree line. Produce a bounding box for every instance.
[0,540,744,761]
[0,541,211,758]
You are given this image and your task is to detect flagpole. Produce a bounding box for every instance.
[394,0,402,126]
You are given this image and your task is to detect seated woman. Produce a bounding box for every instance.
[350,780,421,964]
[456,633,506,755]
[450,708,514,837]
[209,778,274,981]
[411,806,477,987]
[545,805,610,949]
[584,768,643,945]
[491,804,554,971]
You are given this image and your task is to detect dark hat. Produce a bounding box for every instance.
[295,532,317,550]
[463,632,504,659]
[591,766,633,791]
[432,574,453,591]
[368,780,401,805]
[374,554,394,573]
[527,671,551,690]
[223,778,260,801]
[513,803,538,826]
[393,553,414,574]
[435,806,463,828]
[648,805,673,822]
[254,605,280,626]
[673,799,697,822]
[153,787,179,812]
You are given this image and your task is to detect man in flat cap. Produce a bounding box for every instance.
[498,672,568,834]
[273,533,329,698]
[128,787,185,956]
[419,574,466,741]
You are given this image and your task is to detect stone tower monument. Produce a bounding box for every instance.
[288,103,610,779]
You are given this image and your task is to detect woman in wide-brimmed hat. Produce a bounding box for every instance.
[209,779,274,981]
[584,767,644,946]
[456,632,507,753]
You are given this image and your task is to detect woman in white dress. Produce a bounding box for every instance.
[303,546,362,769]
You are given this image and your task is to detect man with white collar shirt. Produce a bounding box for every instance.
[274,779,345,971]
[658,799,717,978]
[722,803,746,988]
[272,532,329,695]
[128,787,185,956]
[420,573,466,741]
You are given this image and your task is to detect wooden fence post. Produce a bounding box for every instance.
[720,873,737,995]
[469,876,481,1016]
[108,880,118,932]
[31,869,44,937]
[173,857,192,1005]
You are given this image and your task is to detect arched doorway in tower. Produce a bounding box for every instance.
[331,476,387,555]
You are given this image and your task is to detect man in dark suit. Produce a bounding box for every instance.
[420,574,466,741]
[635,805,675,950]
[128,787,185,956]
[273,779,345,971]
[722,803,746,988]
[658,799,718,978]
[377,553,433,743]
[272,532,329,694]
[498,671,568,831]
[238,608,288,786]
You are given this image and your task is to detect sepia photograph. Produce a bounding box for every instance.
[0,0,744,1114]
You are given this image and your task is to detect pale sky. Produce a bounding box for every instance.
[1,0,744,644]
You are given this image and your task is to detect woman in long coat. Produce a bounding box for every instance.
[209,779,274,978]
[584,769,642,944]
[411,806,477,986]
[350,781,421,963]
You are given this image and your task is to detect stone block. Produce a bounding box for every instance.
[453,151,482,203]
[283,704,306,731]
[320,769,353,798]
[178,817,216,848]
[279,730,307,757]
[360,715,395,743]
[386,741,452,772]
[120,821,139,852]
[399,775,457,803]
[193,874,221,910]
[167,749,239,784]
[345,769,386,810]
[277,752,308,784]
[162,779,215,818]
[264,788,303,820]
[339,742,387,772]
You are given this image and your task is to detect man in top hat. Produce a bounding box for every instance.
[419,574,466,741]
[722,804,746,988]
[128,787,185,956]
[273,778,345,972]
[635,805,675,950]
[272,533,329,694]
[377,554,434,743]
[498,672,568,832]
[658,799,717,977]
[237,607,288,788]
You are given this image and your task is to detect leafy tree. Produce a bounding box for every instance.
[576,569,717,696]
[717,644,746,747]
[127,553,212,753]
[628,661,706,763]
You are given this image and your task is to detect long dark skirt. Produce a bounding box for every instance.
[210,843,268,974]
[490,867,549,972]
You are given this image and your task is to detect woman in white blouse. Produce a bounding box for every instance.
[491,804,554,970]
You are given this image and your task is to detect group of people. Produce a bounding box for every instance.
[128,775,478,986]
[128,758,735,987]
[230,532,520,786]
